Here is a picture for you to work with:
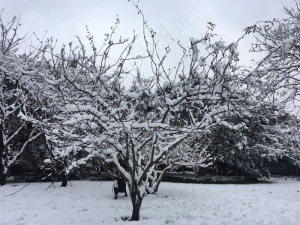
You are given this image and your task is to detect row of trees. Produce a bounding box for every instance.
[1,1,300,220]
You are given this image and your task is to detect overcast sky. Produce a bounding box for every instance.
[1,0,297,65]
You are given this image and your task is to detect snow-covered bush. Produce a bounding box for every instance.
[194,106,300,178]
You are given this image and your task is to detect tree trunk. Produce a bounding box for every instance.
[129,182,143,221]
[0,129,6,186]
[61,171,68,187]
[0,171,6,186]
[0,146,5,186]
[130,194,143,221]
[61,158,68,187]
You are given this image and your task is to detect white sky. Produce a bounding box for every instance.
[1,0,297,66]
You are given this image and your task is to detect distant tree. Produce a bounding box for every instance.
[237,1,300,175]
[0,13,42,186]
[31,37,103,187]
[194,106,300,177]
[249,0,300,106]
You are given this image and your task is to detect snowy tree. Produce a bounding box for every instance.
[0,1,298,221]
[42,117,98,187]
[203,1,300,179]
[193,105,300,178]
[235,1,300,176]
[34,7,257,219]
[248,1,300,107]
[0,14,42,186]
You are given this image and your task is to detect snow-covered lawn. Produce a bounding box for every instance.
[1,178,300,225]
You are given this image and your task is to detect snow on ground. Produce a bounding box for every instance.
[1,178,300,225]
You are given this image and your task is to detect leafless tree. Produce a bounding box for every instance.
[0,12,42,186]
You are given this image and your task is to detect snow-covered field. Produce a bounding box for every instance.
[1,178,300,225]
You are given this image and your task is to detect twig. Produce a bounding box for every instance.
[45,181,55,191]
[4,183,30,197]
